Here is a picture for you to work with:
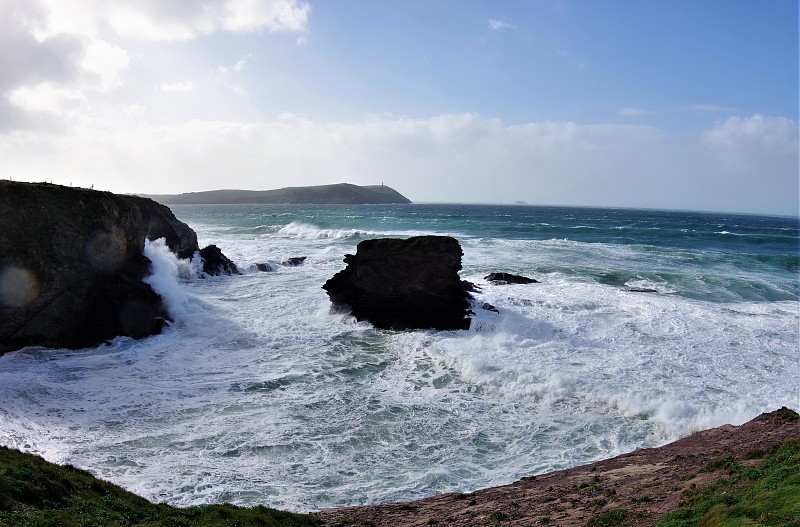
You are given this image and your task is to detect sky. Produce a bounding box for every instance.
[0,0,798,215]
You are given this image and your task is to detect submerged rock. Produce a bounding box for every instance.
[0,181,236,354]
[485,272,539,285]
[323,236,474,330]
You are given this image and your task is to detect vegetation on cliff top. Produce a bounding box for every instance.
[143,183,411,205]
[0,446,320,527]
[655,410,799,527]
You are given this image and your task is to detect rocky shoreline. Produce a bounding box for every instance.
[315,408,799,526]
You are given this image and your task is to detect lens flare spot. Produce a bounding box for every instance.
[0,266,39,308]
[86,229,126,272]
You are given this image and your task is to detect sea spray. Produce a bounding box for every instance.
[0,204,796,511]
[143,238,201,324]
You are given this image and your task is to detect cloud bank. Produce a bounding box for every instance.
[3,112,797,215]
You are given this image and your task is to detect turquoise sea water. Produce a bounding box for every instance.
[0,204,797,511]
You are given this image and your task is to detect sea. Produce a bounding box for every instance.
[0,204,798,512]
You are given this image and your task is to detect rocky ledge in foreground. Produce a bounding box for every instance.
[0,181,234,354]
[323,236,474,330]
[316,407,800,527]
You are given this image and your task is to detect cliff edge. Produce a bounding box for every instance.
[0,182,200,354]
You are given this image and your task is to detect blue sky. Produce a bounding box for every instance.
[1,0,798,215]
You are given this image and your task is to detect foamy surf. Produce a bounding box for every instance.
[0,203,796,512]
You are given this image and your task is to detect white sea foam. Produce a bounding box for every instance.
[277,222,376,240]
[0,212,797,512]
[143,238,201,324]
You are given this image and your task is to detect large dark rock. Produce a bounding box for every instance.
[199,245,239,275]
[323,236,474,330]
[0,182,208,354]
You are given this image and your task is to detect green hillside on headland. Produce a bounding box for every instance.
[143,183,411,205]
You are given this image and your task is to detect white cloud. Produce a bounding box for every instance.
[700,115,798,212]
[8,82,87,116]
[0,0,310,134]
[39,0,313,40]
[4,112,794,215]
[488,19,513,31]
[34,0,311,42]
[158,81,198,93]
[80,39,130,91]
[222,0,311,33]
[702,114,798,155]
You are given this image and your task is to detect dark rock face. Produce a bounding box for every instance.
[323,236,473,330]
[485,272,539,285]
[199,245,239,276]
[0,182,203,354]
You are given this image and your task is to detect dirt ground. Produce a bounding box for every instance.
[315,408,799,527]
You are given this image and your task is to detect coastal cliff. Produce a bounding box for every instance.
[0,182,201,354]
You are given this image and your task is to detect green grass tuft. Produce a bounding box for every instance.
[655,437,800,527]
[586,508,628,526]
[0,446,320,527]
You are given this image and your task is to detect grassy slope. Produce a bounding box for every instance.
[655,435,800,527]
[0,446,320,527]
[145,184,411,205]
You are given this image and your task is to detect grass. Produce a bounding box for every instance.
[0,445,321,527]
[655,436,800,527]
[586,508,628,526]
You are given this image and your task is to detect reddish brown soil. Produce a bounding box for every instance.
[315,408,799,527]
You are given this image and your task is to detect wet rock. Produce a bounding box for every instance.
[481,302,499,313]
[199,245,239,276]
[256,263,276,272]
[323,236,474,330]
[485,272,539,285]
[626,287,659,293]
[282,256,307,266]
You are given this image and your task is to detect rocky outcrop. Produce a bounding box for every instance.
[0,181,226,354]
[199,245,239,276]
[485,272,539,285]
[323,236,474,330]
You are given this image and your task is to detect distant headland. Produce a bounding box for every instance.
[142,183,411,205]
